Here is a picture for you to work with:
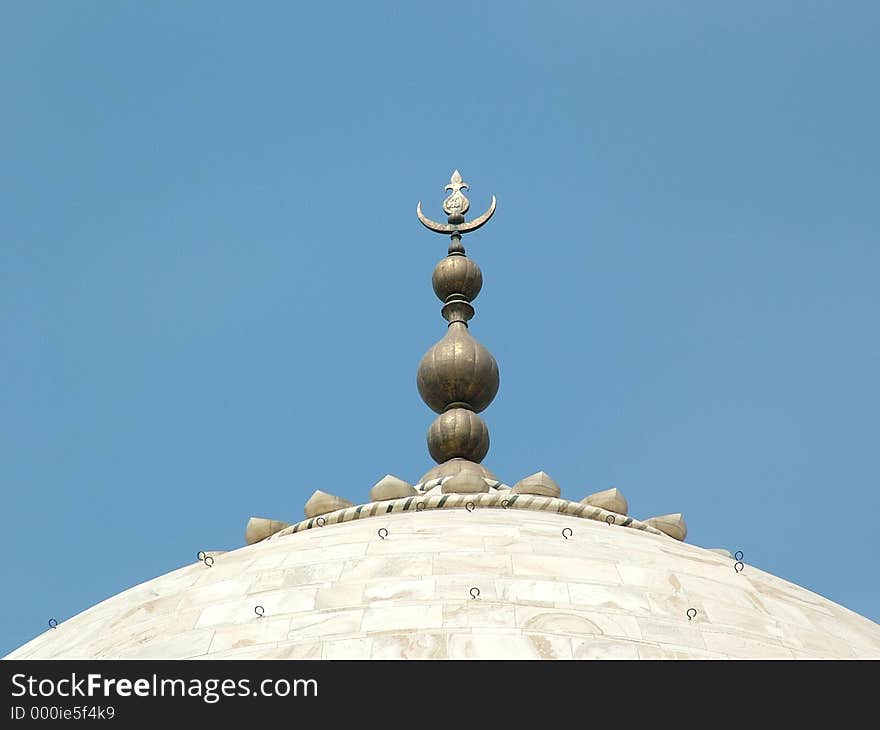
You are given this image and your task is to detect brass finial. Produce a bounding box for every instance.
[417,170,496,238]
[442,169,470,222]
[416,172,499,475]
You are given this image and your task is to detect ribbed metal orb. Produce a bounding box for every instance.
[432,255,482,303]
[427,408,490,463]
[417,323,500,414]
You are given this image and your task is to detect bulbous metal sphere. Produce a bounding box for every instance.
[427,408,490,463]
[417,323,499,414]
[432,255,482,303]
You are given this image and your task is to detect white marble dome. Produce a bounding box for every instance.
[7,499,880,659]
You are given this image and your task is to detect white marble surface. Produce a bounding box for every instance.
[6,509,880,659]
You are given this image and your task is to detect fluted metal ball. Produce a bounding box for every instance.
[427,408,490,463]
[432,255,482,303]
[417,323,500,414]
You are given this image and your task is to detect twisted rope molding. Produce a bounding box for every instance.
[268,491,667,541]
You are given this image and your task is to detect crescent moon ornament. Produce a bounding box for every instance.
[417,196,496,234]
[417,170,496,235]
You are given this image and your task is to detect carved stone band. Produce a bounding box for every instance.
[268,492,665,541]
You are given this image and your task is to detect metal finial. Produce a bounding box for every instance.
[443,170,470,221]
[417,170,496,235]
[416,171,499,473]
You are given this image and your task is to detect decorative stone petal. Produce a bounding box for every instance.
[244,517,291,545]
[707,548,733,558]
[419,458,498,484]
[370,474,418,502]
[304,490,355,519]
[441,471,490,494]
[644,513,688,541]
[580,487,628,515]
[511,471,561,498]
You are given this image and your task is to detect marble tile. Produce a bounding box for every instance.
[195,588,318,628]
[808,612,880,655]
[250,562,347,593]
[267,640,324,659]
[362,604,443,633]
[698,598,786,641]
[674,573,760,611]
[434,575,500,601]
[516,606,642,640]
[245,550,291,572]
[566,583,653,615]
[636,617,707,650]
[751,592,828,628]
[91,608,204,658]
[523,632,574,659]
[371,632,449,659]
[177,577,253,610]
[446,632,572,659]
[287,609,364,639]
[431,552,512,576]
[645,592,705,623]
[512,554,621,583]
[208,617,292,653]
[616,565,688,595]
[636,644,728,660]
[572,638,642,659]
[282,543,369,567]
[113,628,216,659]
[494,578,570,605]
[363,578,436,603]
[443,602,517,629]
[339,555,433,581]
[314,582,365,610]
[482,536,534,554]
[366,537,483,555]
[322,637,373,659]
[775,623,857,658]
[700,630,795,658]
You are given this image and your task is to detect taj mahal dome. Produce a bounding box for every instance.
[7,172,880,660]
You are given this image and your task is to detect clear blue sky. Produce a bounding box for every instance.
[2,2,878,656]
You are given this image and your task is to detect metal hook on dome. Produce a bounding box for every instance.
[254,605,265,619]
[316,517,326,528]
[561,528,573,540]
[48,619,58,629]
[204,556,214,567]
[734,561,745,574]
[416,502,426,512]
[606,515,615,526]
[465,501,476,513]
[686,608,697,621]
[197,551,206,562]
[378,528,389,540]
[735,550,744,561]
[469,587,480,600]
[501,498,510,509]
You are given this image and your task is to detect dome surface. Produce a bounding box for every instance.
[7,505,880,659]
